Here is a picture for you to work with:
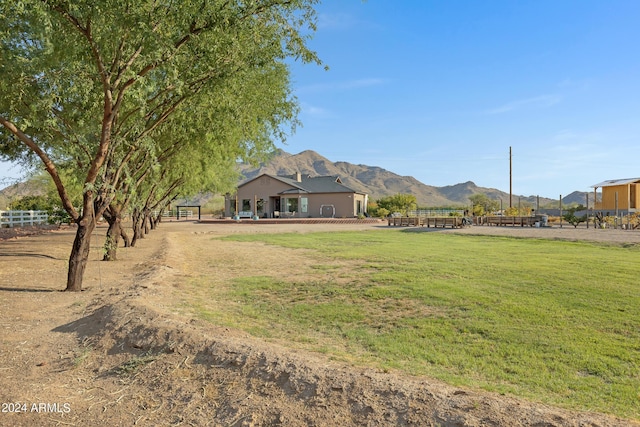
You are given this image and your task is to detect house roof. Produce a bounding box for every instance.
[591,178,640,188]
[240,173,364,195]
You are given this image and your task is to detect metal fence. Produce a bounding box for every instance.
[0,210,49,228]
[407,209,466,217]
[152,209,193,219]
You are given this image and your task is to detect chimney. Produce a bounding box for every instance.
[295,172,302,182]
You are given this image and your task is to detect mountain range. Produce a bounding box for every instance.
[1,149,591,210]
[238,150,591,208]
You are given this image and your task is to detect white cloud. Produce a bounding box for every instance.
[317,13,357,30]
[485,94,562,115]
[298,78,385,94]
[301,103,330,117]
[552,129,580,141]
[316,12,381,31]
[556,78,593,91]
[343,78,385,89]
[549,129,605,148]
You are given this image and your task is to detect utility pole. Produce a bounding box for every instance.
[509,146,513,209]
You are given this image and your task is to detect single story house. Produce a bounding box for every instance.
[591,178,640,212]
[225,172,368,218]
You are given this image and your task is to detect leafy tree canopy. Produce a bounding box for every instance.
[377,194,417,216]
[563,204,587,228]
[0,0,322,291]
[468,193,500,216]
[0,0,321,217]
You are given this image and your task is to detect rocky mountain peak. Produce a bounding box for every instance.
[237,150,572,207]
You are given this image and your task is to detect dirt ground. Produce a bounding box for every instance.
[1,220,639,427]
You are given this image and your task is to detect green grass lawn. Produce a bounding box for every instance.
[194,230,640,419]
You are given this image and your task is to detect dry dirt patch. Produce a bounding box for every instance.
[0,221,638,426]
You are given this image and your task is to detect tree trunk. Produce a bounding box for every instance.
[131,208,143,247]
[65,195,96,292]
[144,210,151,235]
[121,226,131,247]
[151,214,161,230]
[66,221,95,291]
[102,207,122,261]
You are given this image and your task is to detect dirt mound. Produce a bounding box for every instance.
[42,290,635,426]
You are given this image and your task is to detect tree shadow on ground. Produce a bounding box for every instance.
[0,286,58,292]
[0,252,61,259]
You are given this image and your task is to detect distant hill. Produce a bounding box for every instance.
[238,150,589,208]
[0,180,48,210]
[1,150,595,210]
[562,191,594,206]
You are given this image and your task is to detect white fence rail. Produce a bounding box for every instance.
[0,210,49,228]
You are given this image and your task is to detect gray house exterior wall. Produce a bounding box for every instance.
[225,173,367,218]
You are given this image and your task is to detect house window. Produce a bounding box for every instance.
[285,197,298,213]
[242,199,251,211]
[301,197,308,213]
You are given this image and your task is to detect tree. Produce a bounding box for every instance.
[504,204,533,217]
[0,0,321,291]
[103,60,294,259]
[11,195,49,211]
[563,205,587,228]
[468,194,500,216]
[377,194,417,216]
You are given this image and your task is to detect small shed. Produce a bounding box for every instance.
[591,178,640,212]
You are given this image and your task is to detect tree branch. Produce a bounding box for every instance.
[0,116,79,220]
[46,2,116,186]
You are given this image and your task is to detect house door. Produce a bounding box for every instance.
[631,184,637,209]
[271,197,281,218]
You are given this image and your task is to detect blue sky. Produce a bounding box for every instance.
[2,1,639,199]
[283,0,640,198]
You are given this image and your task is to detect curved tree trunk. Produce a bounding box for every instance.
[120,225,131,247]
[131,208,144,247]
[151,213,161,230]
[102,206,122,261]
[65,194,96,292]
